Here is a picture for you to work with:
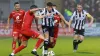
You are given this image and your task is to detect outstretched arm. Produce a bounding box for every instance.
[86,13,94,27]
[58,13,69,26]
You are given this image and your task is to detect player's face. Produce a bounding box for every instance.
[14,4,20,11]
[77,5,82,12]
[47,6,52,11]
[31,8,38,13]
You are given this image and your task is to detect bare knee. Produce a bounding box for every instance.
[21,41,28,47]
[13,37,18,41]
[79,35,84,41]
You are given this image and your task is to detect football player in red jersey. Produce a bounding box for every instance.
[9,5,50,56]
[6,2,25,51]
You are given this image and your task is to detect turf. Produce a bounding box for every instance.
[0,36,100,56]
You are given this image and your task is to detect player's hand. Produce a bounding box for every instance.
[63,28,66,34]
[68,27,71,33]
[37,25,41,31]
[5,25,9,30]
[54,20,58,23]
[37,27,40,31]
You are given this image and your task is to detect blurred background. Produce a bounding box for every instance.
[0,0,100,37]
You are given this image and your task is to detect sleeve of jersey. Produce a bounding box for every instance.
[70,11,75,21]
[53,8,60,14]
[86,13,92,18]
[9,13,13,19]
[40,9,45,15]
[23,10,25,16]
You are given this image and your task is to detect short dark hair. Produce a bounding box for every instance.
[47,2,53,6]
[14,2,19,6]
[30,5,38,9]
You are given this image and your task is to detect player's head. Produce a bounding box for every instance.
[47,2,53,11]
[77,4,83,12]
[53,4,57,9]
[30,5,38,12]
[14,2,20,11]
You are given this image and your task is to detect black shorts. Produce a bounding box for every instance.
[74,29,85,36]
[42,26,54,37]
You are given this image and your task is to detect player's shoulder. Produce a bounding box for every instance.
[20,9,25,12]
[39,8,45,14]
[72,10,77,15]
[41,8,46,12]
[52,8,58,12]
[82,10,87,14]
[11,10,16,14]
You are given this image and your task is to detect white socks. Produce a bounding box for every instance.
[11,53,14,55]
[33,49,37,51]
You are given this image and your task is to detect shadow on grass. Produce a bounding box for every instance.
[77,51,94,54]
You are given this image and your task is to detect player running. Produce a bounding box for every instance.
[6,2,25,51]
[9,5,50,56]
[38,2,69,56]
[69,4,94,52]
[46,4,68,56]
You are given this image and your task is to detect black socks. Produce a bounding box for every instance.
[73,40,83,50]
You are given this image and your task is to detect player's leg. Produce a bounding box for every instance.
[78,35,84,44]
[48,27,55,48]
[77,29,84,46]
[48,27,58,48]
[9,35,29,56]
[26,29,47,56]
[18,34,23,46]
[43,32,49,56]
[12,32,19,51]
[73,29,79,52]
[52,27,59,48]
[41,26,49,56]
[73,35,79,52]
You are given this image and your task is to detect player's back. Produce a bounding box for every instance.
[22,10,35,30]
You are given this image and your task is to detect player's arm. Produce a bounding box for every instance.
[69,11,75,26]
[35,13,51,19]
[34,18,40,31]
[60,19,65,28]
[86,13,94,27]
[58,13,69,26]
[69,11,75,32]
[6,13,12,29]
[6,18,10,28]
[54,8,69,26]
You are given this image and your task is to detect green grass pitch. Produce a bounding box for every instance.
[0,36,100,56]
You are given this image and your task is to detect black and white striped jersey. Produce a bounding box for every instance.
[70,10,88,30]
[38,8,60,27]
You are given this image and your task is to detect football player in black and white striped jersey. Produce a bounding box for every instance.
[69,4,94,52]
[37,2,69,56]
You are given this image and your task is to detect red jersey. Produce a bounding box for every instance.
[54,15,61,27]
[9,9,25,31]
[22,10,35,30]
